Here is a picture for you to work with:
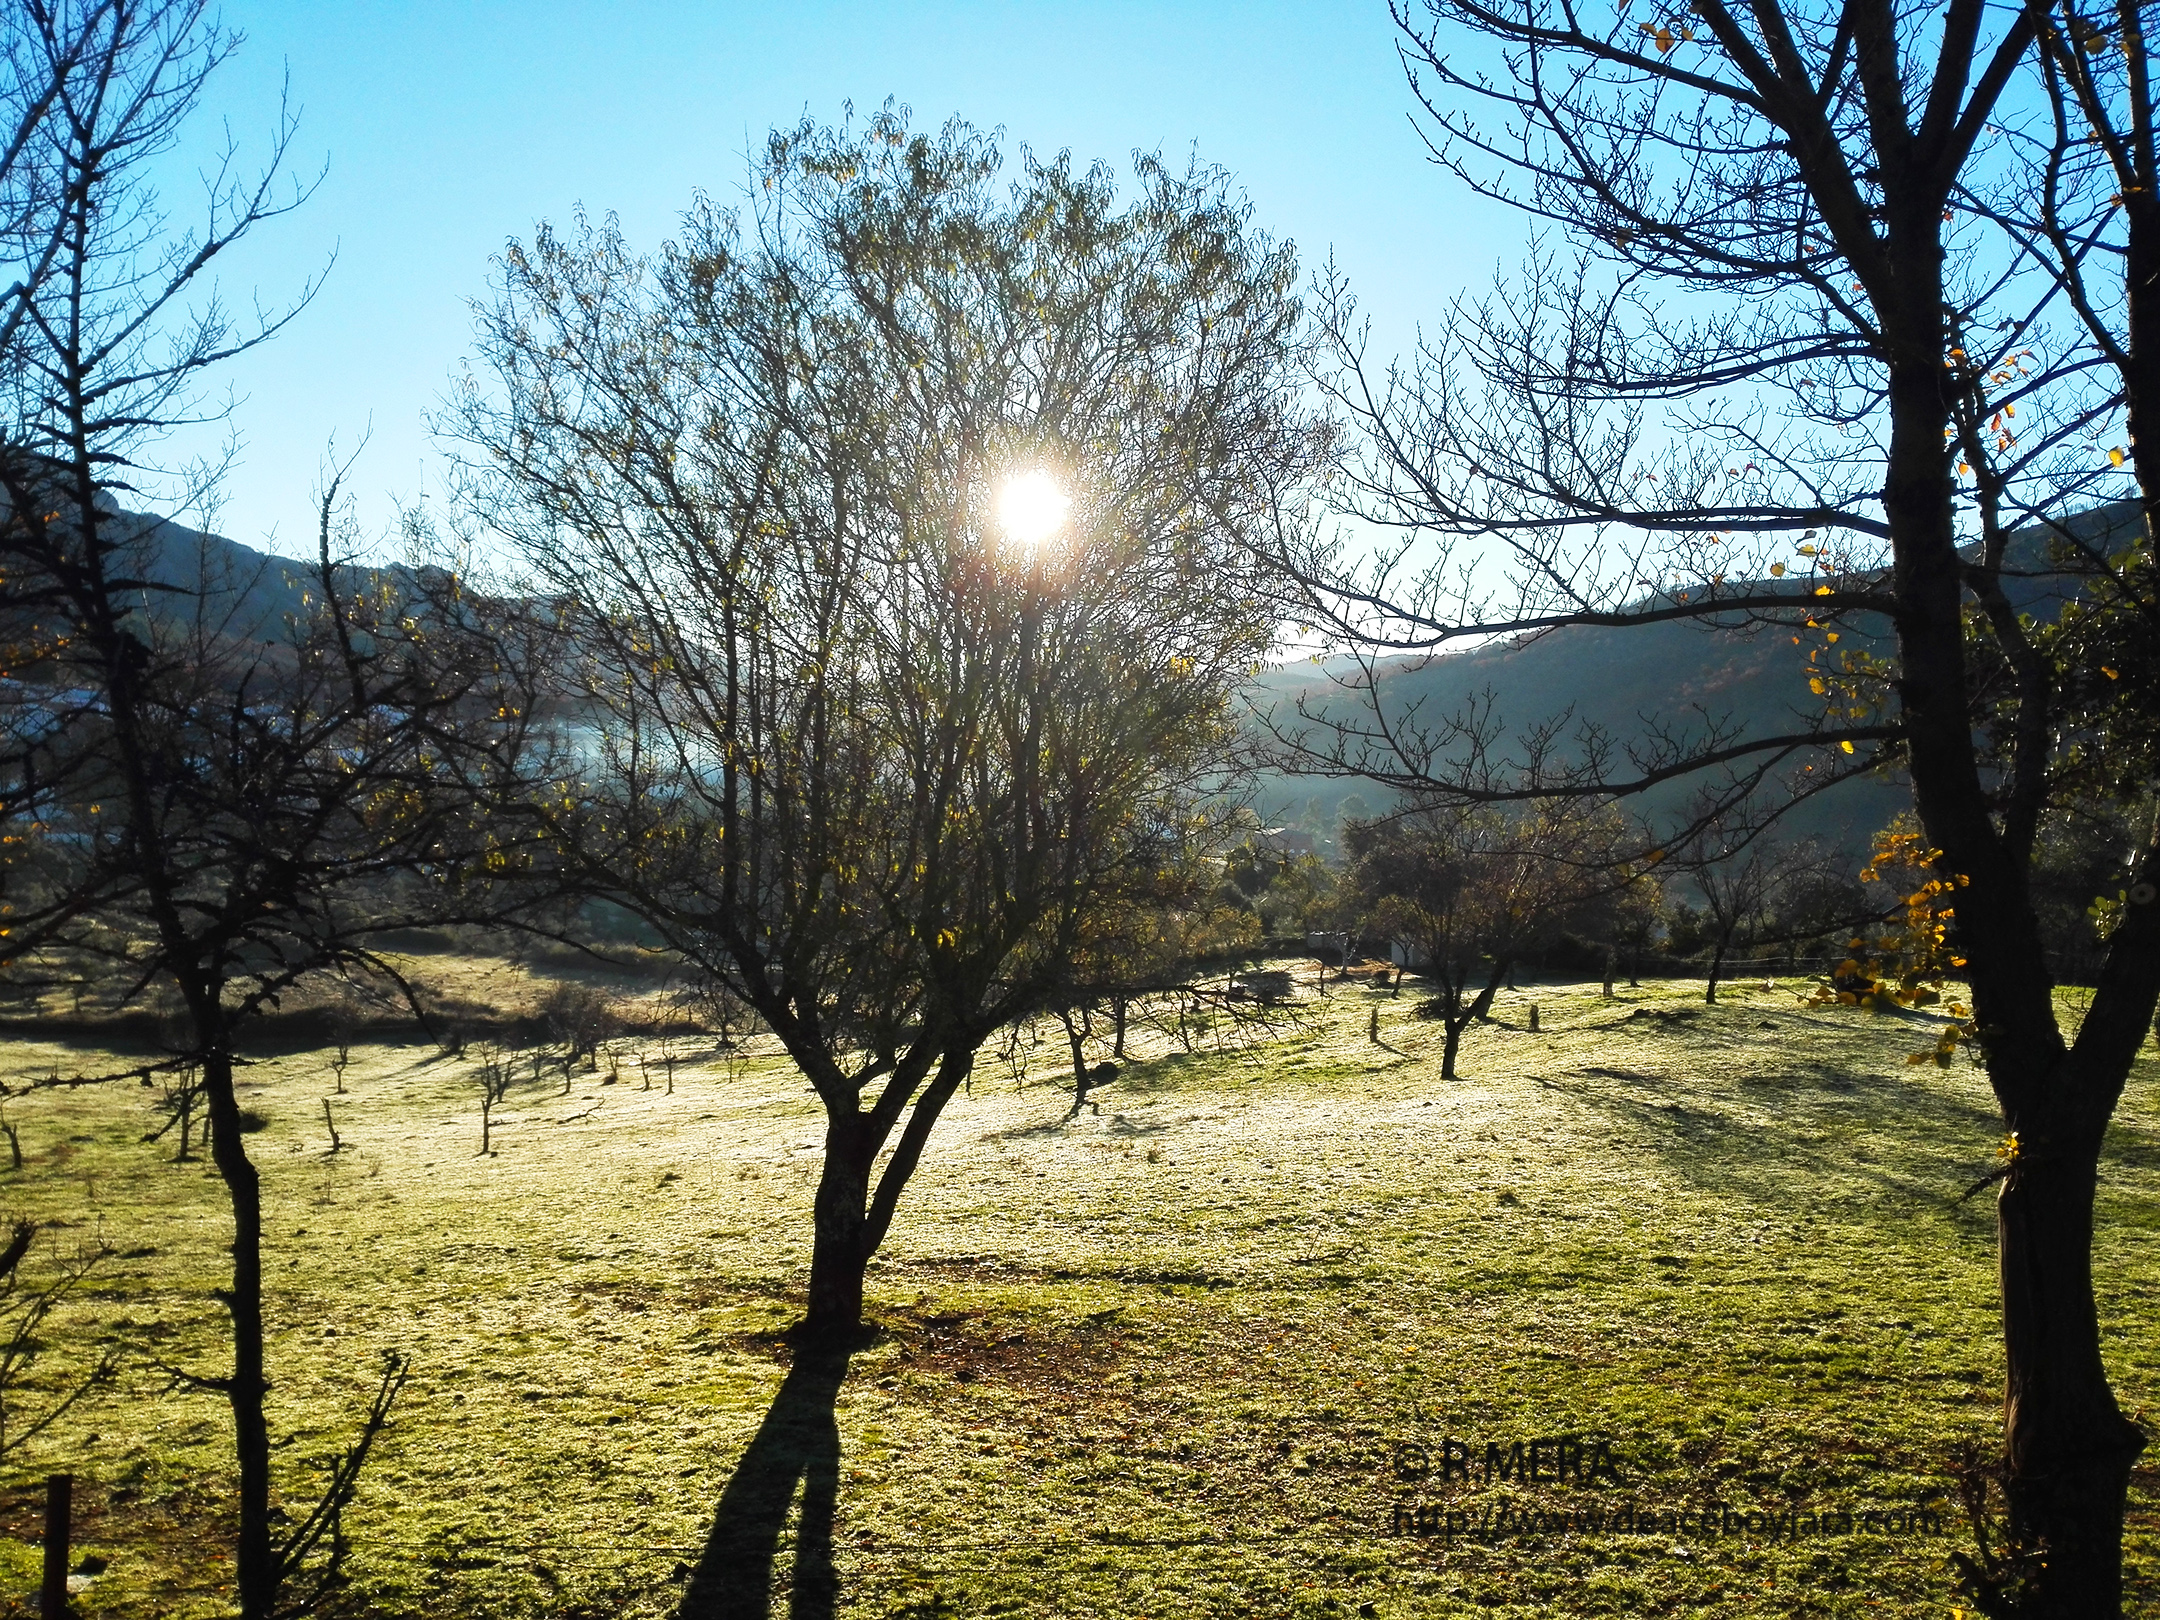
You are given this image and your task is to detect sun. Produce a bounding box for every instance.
[995,469,1070,548]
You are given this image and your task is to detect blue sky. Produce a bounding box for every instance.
[174,2,1522,556]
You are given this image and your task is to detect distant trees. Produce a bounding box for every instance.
[1596,868,1666,993]
[539,980,620,1073]
[1219,837,1335,935]
[1342,801,1624,1076]
[1034,853,1267,1115]
[451,111,1317,1344]
[1258,1,2160,1607]
[1668,800,1841,1003]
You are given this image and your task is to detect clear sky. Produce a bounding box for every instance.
[172,1,1522,557]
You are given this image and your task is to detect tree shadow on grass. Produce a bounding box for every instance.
[679,1343,853,1620]
[1534,1050,2010,1232]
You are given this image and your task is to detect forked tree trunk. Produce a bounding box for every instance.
[803,1115,876,1345]
[800,1051,977,1347]
[1059,1006,1091,1108]
[1437,958,1510,1080]
[1704,934,1729,1005]
[199,1037,275,1620]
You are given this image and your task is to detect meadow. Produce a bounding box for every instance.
[0,962,2153,1619]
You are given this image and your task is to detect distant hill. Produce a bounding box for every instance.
[0,481,401,646]
[73,494,2144,874]
[110,509,330,641]
[1242,501,2144,864]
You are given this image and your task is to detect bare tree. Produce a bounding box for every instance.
[141,1059,206,1160]
[1252,2,2159,1609]
[1343,800,1625,1076]
[475,1045,511,1156]
[450,109,1318,1345]
[2,473,555,1618]
[538,980,618,1073]
[0,11,566,1608]
[1668,797,1840,1002]
[0,1,263,875]
[1028,831,1265,1115]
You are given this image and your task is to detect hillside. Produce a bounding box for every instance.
[0,485,401,648]
[1245,602,1908,857]
[71,495,2145,872]
[1245,501,2144,862]
[3,972,2152,1616]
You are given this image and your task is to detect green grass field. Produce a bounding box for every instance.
[0,967,2153,1618]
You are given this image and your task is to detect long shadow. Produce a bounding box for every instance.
[679,1343,854,1620]
[1533,1042,2011,1228]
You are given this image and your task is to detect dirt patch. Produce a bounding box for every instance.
[877,1306,1134,1395]
[0,1473,229,1616]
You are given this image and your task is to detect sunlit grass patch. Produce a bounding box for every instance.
[0,969,2151,1617]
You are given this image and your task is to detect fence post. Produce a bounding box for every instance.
[41,1472,70,1616]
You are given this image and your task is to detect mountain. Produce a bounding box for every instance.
[112,510,330,641]
[1242,501,2144,863]
[60,493,2145,872]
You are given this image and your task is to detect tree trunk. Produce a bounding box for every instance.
[800,1050,977,1347]
[1997,1131,2146,1615]
[802,1115,874,1346]
[1059,1006,1090,1110]
[1705,934,1728,1005]
[1440,1019,1464,1080]
[200,1040,275,1620]
[1111,996,1128,1060]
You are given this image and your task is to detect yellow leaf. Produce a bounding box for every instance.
[1840,740,1856,753]
[1770,562,1787,576]
[2110,446,2126,467]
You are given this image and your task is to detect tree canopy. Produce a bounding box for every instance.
[450,108,1323,1340]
